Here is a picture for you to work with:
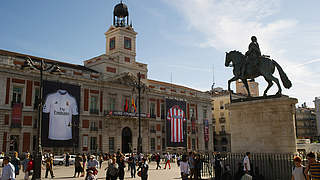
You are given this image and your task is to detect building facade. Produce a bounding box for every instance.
[315,97,320,136]
[0,2,213,154]
[236,80,259,97]
[296,103,317,141]
[210,88,245,152]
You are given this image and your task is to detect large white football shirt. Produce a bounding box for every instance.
[43,90,78,140]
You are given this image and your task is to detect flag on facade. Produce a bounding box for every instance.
[125,99,129,112]
[166,99,187,147]
[167,105,186,142]
[132,97,136,112]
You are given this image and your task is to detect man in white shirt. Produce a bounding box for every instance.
[1,156,16,180]
[243,152,251,174]
[43,89,78,140]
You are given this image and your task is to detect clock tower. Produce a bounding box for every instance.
[105,2,137,64]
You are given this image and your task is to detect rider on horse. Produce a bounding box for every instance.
[242,36,261,80]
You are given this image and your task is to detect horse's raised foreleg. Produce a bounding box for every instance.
[228,76,239,92]
[241,79,251,97]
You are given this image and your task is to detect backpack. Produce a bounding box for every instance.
[292,166,306,180]
[107,164,119,177]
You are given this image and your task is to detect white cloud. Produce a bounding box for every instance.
[164,0,320,106]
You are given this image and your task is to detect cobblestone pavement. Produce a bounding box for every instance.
[15,161,185,180]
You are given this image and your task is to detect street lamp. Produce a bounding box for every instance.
[130,72,145,154]
[21,57,61,179]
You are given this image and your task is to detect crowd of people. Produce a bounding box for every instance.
[2,151,320,179]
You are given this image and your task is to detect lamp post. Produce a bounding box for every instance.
[21,57,61,179]
[129,72,144,154]
[137,72,142,154]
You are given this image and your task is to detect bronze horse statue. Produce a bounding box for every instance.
[225,50,292,96]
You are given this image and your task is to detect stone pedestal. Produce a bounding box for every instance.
[228,96,297,153]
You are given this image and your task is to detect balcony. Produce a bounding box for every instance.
[10,123,22,128]
[150,114,156,119]
[90,127,99,131]
[90,109,99,115]
[219,117,226,123]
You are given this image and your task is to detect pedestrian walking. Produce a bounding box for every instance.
[180,155,190,180]
[99,154,103,169]
[194,154,202,180]
[45,154,55,178]
[164,153,171,169]
[214,152,222,180]
[1,156,15,180]
[74,154,83,178]
[305,152,320,180]
[137,157,149,180]
[22,153,31,180]
[106,157,119,180]
[128,153,136,178]
[118,155,126,180]
[65,152,70,166]
[11,151,21,176]
[188,152,195,180]
[291,156,306,180]
[243,152,251,174]
[155,153,161,170]
[82,154,87,177]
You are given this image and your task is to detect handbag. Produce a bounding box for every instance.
[241,173,252,180]
[137,171,141,177]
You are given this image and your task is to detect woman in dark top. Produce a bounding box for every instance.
[117,155,126,180]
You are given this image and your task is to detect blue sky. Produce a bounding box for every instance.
[1,0,319,107]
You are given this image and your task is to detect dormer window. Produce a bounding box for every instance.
[124,37,131,50]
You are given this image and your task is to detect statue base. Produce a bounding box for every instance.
[228,95,297,153]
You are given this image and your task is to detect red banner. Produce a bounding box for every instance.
[203,119,209,142]
[11,103,22,127]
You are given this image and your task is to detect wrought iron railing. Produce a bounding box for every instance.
[201,153,296,180]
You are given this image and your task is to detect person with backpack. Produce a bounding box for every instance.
[137,157,149,180]
[155,153,161,170]
[106,157,119,180]
[11,151,21,176]
[292,156,306,180]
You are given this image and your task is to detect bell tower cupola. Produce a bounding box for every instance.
[113,1,129,27]
[105,1,137,63]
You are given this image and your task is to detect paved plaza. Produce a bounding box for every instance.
[13,161,194,180]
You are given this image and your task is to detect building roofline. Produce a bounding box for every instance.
[148,79,202,92]
[0,49,98,73]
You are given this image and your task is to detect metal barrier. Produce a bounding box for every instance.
[200,153,296,180]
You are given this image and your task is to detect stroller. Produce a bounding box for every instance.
[85,168,98,180]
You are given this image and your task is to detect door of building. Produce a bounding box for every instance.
[122,127,132,153]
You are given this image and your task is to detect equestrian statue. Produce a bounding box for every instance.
[225,36,292,96]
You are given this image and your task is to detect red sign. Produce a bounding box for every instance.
[203,119,209,142]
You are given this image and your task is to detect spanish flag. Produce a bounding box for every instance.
[132,97,136,112]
